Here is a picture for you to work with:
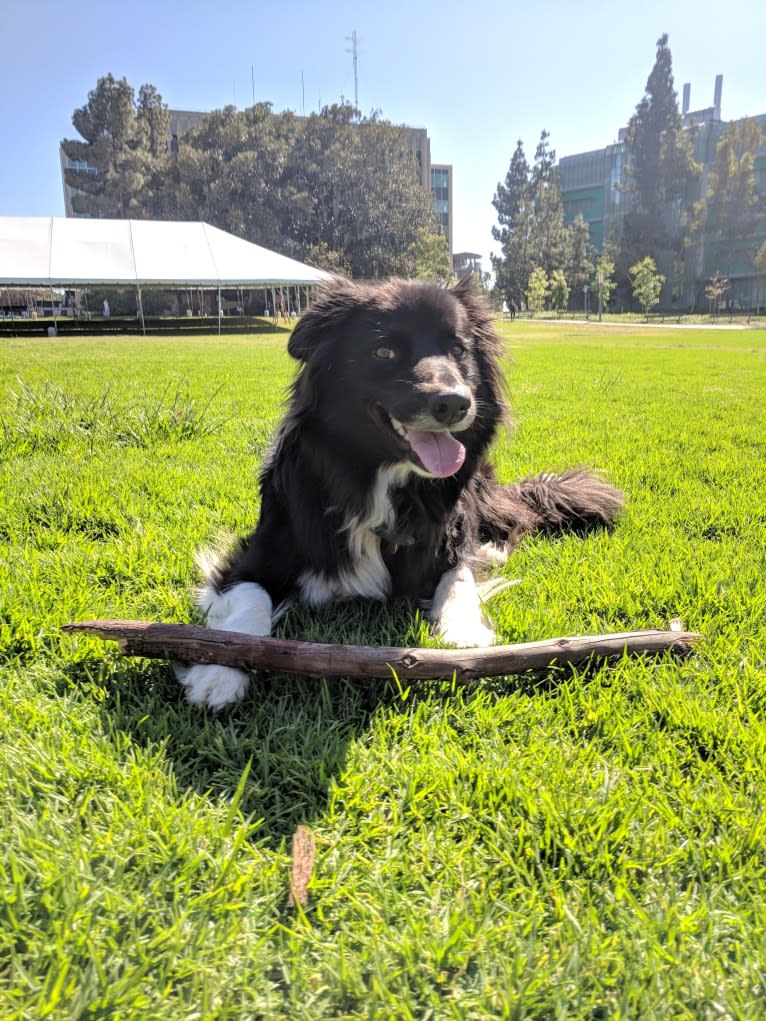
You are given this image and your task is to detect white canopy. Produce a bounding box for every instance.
[0,217,330,288]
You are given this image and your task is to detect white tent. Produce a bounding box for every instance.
[0,217,330,288]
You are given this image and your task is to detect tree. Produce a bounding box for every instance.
[492,132,570,306]
[305,242,351,277]
[629,256,665,317]
[705,118,766,280]
[593,249,617,316]
[549,269,569,312]
[65,80,437,277]
[704,271,729,318]
[527,267,549,315]
[492,139,534,306]
[410,230,454,284]
[529,131,570,277]
[171,100,438,277]
[620,35,699,300]
[61,73,169,218]
[566,213,594,308]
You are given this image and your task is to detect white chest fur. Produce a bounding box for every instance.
[298,463,412,605]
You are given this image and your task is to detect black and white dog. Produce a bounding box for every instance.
[178,277,623,709]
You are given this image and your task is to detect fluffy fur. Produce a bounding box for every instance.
[177,276,623,709]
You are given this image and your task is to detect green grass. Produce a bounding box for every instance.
[1,322,765,1019]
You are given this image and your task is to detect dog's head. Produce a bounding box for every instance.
[287,277,506,478]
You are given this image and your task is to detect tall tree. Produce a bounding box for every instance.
[492,140,534,305]
[705,118,766,279]
[528,131,569,277]
[61,73,169,218]
[620,34,699,299]
[565,213,594,308]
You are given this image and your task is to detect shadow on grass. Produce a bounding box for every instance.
[71,600,430,850]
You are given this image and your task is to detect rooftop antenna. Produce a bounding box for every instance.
[346,29,359,108]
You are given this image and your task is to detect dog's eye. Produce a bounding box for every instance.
[373,345,397,360]
[450,341,466,358]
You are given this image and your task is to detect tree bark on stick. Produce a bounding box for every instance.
[62,620,702,681]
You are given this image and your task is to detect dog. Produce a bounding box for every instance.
[177,276,623,709]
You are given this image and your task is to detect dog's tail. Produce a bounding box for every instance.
[481,468,624,547]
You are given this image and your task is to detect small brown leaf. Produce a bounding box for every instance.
[288,824,317,908]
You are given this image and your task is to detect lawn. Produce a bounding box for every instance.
[1,320,765,1019]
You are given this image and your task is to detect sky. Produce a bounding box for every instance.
[2,0,765,272]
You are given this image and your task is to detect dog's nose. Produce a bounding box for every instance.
[430,389,471,426]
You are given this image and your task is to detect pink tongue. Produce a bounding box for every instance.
[405,429,466,477]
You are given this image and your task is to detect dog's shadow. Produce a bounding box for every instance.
[89,600,438,849]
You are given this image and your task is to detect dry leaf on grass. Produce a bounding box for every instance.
[288,824,317,908]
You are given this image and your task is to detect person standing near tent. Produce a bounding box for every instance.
[103,298,110,318]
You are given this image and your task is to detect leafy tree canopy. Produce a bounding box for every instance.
[64,80,438,278]
[706,118,766,275]
[629,256,665,316]
[410,230,454,284]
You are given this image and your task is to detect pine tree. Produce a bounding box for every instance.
[529,131,569,277]
[491,140,533,305]
[620,34,699,300]
[565,213,594,309]
[61,74,169,219]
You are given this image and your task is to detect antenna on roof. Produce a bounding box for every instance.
[345,29,359,109]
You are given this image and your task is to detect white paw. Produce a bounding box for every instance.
[438,620,497,648]
[175,662,249,710]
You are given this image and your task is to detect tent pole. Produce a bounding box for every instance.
[218,285,222,335]
[136,286,146,336]
[50,287,58,334]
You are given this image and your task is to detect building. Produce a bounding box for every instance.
[401,129,453,254]
[558,76,766,307]
[452,252,482,281]
[430,164,453,254]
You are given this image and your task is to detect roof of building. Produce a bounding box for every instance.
[0,217,330,288]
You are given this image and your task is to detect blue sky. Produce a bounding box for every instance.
[2,0,764,271]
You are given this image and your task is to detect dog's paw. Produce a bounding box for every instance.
[438,620,497,648]
[175,663,249,710]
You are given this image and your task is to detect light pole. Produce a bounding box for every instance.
[597,271,604,322]
[583,284,589,319]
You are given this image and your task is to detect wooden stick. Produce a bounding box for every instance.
[61,619,703,681]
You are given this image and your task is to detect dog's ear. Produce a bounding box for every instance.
[287,304,324,361]
[450,273,482,308]
[288,277,357,361]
